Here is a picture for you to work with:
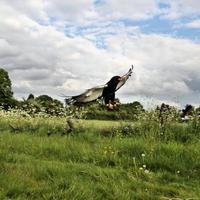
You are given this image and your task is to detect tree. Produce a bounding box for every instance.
[130,101,144,111]
[0,68,14,109]
[27,93,34,101]
[35,95,64,115]
[35,95,53,103]
[181,104,194,118]
[196,106,200,115]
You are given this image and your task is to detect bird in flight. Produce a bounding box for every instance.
[65,65,134,110]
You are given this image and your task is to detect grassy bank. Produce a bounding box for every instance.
[0,115,200,199]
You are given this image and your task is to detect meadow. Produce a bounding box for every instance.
[0,109,200,200]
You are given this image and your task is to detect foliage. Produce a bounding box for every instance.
[35,95,64,116]
[181,104,195,118]
[0,68,16,109]
[27,93,34,100]
[16,94,65,116]
[73,101,145,121]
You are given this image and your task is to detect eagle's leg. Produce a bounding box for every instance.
[105,93,115,110]
[111,95,121,110]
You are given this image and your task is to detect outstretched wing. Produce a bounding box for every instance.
[65,84,107,104]
[116,65,133,91]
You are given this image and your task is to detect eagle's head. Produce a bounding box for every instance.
[107,76,122,88]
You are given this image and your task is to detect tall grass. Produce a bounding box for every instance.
[0,108,200,199]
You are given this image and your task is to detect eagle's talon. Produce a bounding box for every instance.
[106,103,114,110]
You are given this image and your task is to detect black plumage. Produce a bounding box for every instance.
[102,76,121,104]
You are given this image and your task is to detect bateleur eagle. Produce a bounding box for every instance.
[65,66,133,107]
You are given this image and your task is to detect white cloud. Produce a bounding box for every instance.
[184,19,200,29]
[44,0,97,25]
[159,0,200,19]
[0,0,48,22]
[0,0,200,106]
[97,0,159,20]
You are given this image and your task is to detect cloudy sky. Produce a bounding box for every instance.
[0,0,200,108]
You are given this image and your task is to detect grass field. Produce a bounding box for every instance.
[0,114,200,199]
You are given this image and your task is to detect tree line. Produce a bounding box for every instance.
[0,68,199,120]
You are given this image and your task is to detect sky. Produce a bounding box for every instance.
[0,0,200,108]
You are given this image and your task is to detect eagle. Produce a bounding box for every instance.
[65,65,133,109]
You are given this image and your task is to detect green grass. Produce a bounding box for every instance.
[0,117,200,199]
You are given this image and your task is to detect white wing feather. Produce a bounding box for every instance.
[116,66,133,91]
[73,84,107,103]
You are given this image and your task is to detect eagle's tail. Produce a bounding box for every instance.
[58,94,76,105]
[65,97,76,105]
